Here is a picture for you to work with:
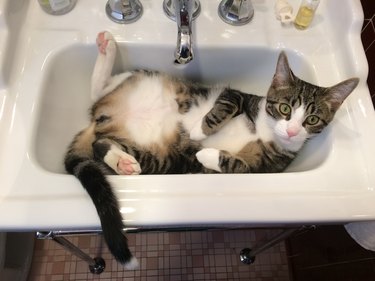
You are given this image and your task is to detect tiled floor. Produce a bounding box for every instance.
[27,229,291,281]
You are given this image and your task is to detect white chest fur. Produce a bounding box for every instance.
[122,76,180,146]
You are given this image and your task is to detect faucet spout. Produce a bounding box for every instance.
[175,0,194,64]
[163,0,200,64]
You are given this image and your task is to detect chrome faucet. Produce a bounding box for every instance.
[163,0,201,64]
[106,0,143,24]
[218,0,254,25]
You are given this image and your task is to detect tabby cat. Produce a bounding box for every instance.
[65,31,359,268]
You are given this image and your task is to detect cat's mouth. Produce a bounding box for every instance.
[282,134,305,143]
[280,136,293,144]
[277,135,306,152]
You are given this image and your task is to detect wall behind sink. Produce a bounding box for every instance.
[360,0,375,108]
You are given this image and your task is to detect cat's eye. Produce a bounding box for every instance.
[306,115,320,125]
[279,103,291,116]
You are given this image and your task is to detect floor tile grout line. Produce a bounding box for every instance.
[365,38,375,52]
[362,19,371,32]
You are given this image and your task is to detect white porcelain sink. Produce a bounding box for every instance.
[0,0,375,230]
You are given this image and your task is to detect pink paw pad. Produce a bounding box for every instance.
[117,158,141,175]
[96,31,112,55]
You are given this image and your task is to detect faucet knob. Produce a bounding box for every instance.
[106,0,143,24]
[218,0,254,25]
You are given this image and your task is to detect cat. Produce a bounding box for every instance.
[64,31,359,268]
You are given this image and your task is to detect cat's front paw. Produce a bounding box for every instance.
[196,148,221,172]
[190,122,207,141]
[117,154,142,175]
[96,31,115,55]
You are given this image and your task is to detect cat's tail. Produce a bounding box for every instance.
[64,133,138,270]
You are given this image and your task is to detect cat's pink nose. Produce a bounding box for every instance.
[287,128,299,138]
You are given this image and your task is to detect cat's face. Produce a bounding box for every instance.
[265,52,359,152]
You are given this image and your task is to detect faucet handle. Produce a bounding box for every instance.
[163,0,201,22]
[218,0,254,25]
[106,0,143,24]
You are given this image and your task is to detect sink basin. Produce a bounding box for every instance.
[1,0,375,230]
[34,44,325,174]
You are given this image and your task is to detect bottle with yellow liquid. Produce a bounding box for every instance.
[294,0,320,30]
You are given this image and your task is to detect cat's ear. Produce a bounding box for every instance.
[326,78,359,111]
[272,51,295,88]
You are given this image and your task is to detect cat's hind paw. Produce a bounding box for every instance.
[196,148,221,172]
[96,31,115,55]
[102,144,142,175]
[117,154,142,175]
[190,122,207,141]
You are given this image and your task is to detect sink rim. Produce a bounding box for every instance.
[17,34,373,197]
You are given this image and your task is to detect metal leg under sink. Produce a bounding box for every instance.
[239,225,316,265]
[36,226,315,273]
[36,231,106,274]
